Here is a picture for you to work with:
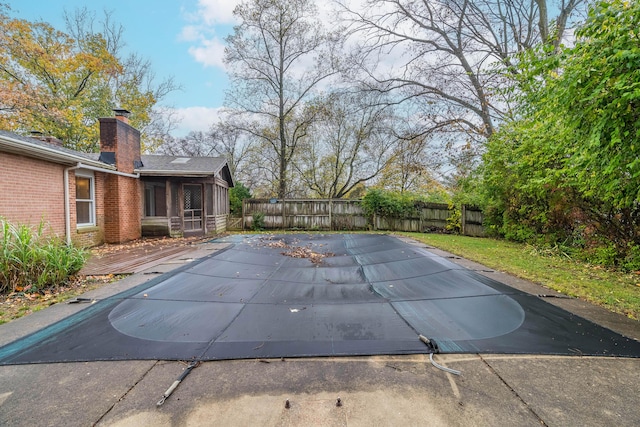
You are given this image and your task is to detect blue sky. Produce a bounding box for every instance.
[7,0,241,135]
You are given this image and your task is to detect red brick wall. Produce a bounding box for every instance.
[99,116,143,243]
[0,152,114,247]
[103,174,141,243]
[0,152,67,237]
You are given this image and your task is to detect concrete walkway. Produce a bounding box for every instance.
[0,237,639,426]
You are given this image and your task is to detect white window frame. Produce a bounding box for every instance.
[75,170,95,227]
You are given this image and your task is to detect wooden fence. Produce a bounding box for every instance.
[227,216,243,230]
[460,205,485,237]
[241,198,485,236]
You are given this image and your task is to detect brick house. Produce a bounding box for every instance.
[0,110,233,247]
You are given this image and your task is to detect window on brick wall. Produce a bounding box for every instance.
[144,182,167,217]
[76,172,95,226]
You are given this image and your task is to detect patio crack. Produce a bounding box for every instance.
[479,355,548,426]
[93,360,159,426]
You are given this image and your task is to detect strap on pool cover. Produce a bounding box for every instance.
[157,361,199,406]
[420,334,461,376]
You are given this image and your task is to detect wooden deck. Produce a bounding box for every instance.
[79,237,209,276]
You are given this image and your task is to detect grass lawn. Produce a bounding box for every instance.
[399,232,640,320]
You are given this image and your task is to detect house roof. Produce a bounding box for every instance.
[137,155,234,186]
[0,130,115,170]
[0,129,234,186]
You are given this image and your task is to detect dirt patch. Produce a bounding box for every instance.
[0,274,121,325]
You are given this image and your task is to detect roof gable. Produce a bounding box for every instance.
[138,154,234,186]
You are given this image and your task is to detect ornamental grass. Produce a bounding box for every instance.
[0,218,86,294]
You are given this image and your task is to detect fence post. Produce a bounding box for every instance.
[329,199,333,231]
[242,199,246,230]
[461,204,467,236]
[282,198,286,230]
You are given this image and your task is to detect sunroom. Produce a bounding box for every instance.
[137,155,234,237]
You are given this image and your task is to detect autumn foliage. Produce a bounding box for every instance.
[0,5,173,152]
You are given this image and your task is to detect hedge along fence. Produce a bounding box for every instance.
[241,199,485,236]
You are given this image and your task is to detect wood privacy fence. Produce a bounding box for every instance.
[241,199,485,237]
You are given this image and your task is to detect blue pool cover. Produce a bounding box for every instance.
[1,234,639,364]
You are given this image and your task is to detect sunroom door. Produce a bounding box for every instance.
[183,184,203,232]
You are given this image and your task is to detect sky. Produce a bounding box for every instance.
[7,0,242,136]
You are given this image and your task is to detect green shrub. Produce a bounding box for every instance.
[580,242,640,273]
[251,212,265,231]
[361,189,417,218]
[0,218,86,294]
[445,205,461,233]
[229,182,252,216]
[622,245,640,272]
[586,243,619,269]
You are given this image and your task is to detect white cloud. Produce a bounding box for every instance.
[196,0,241,25]
[172,106,226,136]
[178,25,201,42]
[187,37,227,69]
[179,0,240,70]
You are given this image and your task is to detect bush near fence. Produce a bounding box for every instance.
[241,199,485,236]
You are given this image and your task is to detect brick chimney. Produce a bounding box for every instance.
[98,109,142,173]
[99,109,143,244]
[113,108,131,124]
[30,131,64,147]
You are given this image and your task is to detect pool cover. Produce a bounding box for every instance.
[1,234,639,365]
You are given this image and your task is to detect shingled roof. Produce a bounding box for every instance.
[137,154,234,186]
[0,130,112,169]
[0,130,233,186]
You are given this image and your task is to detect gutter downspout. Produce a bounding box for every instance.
[63,162,140,245]
[64,164,81,245]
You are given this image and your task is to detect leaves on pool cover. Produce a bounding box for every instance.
[282,245,335,265]
[265,240,288,249]
[261,238,334,264]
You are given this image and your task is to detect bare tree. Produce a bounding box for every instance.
[335,0,585,143]
[241,136,282,197]
[293,91,397,198]
[208,120,254,182]
[156,131,218,157]
[379,125,440,194]
[224,0,342,198]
